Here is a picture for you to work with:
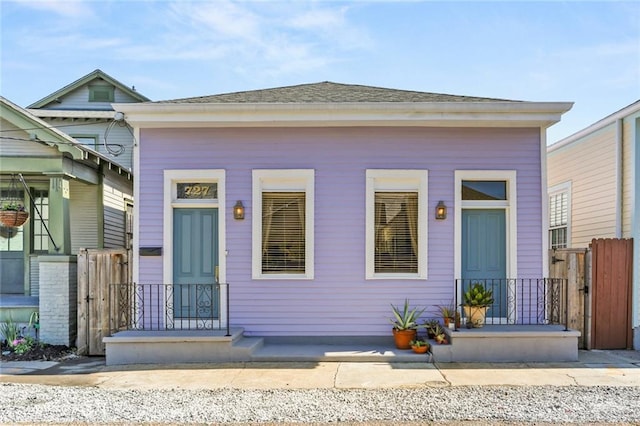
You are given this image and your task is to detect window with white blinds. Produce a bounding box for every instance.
[252,169,314,279]
[262,192,305,274]
[366,170,428,279]
[549,188,569,249]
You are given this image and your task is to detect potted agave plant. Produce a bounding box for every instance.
[389,299,425,350]
[462,282,494,328]
[409,338,430,354]
[0,201,29,228]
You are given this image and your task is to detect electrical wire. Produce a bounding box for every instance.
[1,135,89,145]
[0,118,111,133]
[103,119,133,156]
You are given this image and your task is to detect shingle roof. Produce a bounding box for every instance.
[159,81,519,104]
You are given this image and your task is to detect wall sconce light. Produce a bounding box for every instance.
[435,201,447,220]
[233,201,245,220]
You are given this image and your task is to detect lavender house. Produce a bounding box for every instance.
[107,82,575,364]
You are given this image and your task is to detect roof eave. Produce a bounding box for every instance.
[114,101,573,129]
[548,99,640,152]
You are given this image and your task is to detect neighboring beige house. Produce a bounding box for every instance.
[27,69,150,171]
[547,99,640,349]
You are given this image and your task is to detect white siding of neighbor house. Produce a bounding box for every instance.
[622,115,636,238]
[40,85,141,111]
[103,172,132,249]
[548,124,618,248]
[40,118,134,170]
[70,180,99,253]
[0,120,60,156]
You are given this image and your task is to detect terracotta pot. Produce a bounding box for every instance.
[392,328,417,349]
[411,344,429,354]
[0,210,29,228]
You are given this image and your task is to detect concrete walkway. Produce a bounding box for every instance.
[1,349,639,390]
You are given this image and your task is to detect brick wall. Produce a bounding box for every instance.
[38,255,77,346]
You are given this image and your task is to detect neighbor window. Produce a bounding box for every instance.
[71,135,99,150]
[549,185,570,249]
[32,189,49,252]
[252,170,314,279]
[88,84,115,102]
[366,170,428,279]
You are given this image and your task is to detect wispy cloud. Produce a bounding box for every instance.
[11,0,94,18]
[4,0,372,80]
[118,1,373,75]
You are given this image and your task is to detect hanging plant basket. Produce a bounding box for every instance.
[0,209,29,227]
[1,174,29,228]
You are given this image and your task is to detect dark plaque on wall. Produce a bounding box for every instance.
[139,247,162,256]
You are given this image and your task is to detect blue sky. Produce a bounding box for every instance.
[1,0,638,143]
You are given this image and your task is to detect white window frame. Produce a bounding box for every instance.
[548,181,571,249]
[161,169,227,329]
[163,169,226,286]
[366,169,428,280]
[454,170,518,282]
[454,170,517,324]
[252,169,315,280]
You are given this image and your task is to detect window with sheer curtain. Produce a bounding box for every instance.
[366,169,428,279]
[374,192,418,273]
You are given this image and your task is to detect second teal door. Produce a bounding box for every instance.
[461,209,506,317]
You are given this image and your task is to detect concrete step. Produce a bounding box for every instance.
[250,343,435,362]
[231,336,264,358]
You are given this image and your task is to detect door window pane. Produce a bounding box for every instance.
[462,181,507,200]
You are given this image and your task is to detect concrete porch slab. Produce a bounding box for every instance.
[444,324,581,362]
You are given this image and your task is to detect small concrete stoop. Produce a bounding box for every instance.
[441,325,581,362]
[104,328,262,365]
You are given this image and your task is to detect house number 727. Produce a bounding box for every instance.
[183,185,210,197]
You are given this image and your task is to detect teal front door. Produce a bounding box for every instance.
[461,209,507,318]
[173,208,219,320]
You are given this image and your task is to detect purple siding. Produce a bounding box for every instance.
[138,126,542,336]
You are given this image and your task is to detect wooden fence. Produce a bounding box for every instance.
[550,238,634,350]
[549,247,589,348]
[77,248,130,356]
[590,238,634,349]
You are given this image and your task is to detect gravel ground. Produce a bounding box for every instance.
[1,383,639,425]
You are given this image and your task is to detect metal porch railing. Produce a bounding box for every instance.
[454,278,569,330]
[109,283,230,336]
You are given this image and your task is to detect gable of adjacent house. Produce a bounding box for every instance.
[26,69,150,171]
[547,100,640,248]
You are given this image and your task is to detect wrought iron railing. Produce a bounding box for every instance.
[454,278,568,330]
[109,283,230,336]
